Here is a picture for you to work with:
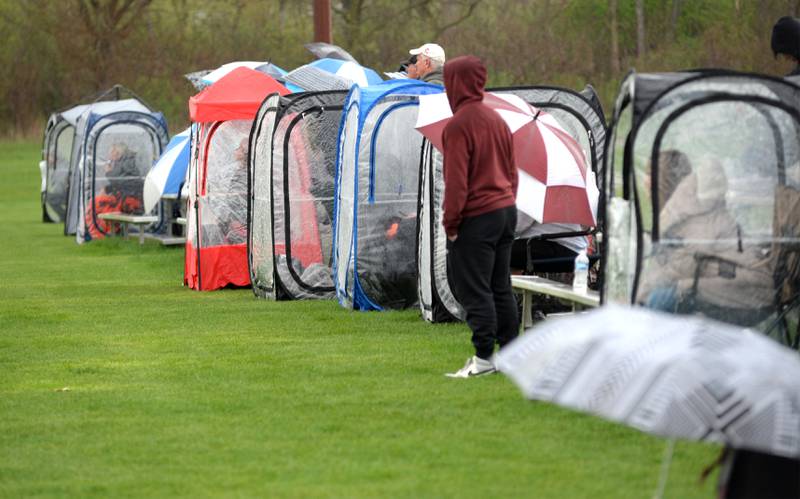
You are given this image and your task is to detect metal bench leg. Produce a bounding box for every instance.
[521,291,532,332]
[138,225,145,245]
[122,222,129,240]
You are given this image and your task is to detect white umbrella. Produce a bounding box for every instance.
[143,128,190,214]
[190,61,287,89]
[495,305,800,459]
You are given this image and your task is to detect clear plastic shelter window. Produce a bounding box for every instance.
[370,105,422,206]
[93,123,158,214]
[356,103,423,309]
[249,97,279,297]
[46,125,75,221]
[201,120,250,247]
[285,111,340,260]
[334,103,360,300]
[55,127,74,171]
[545,108,592,168]
[634,98,800,328]
[644,100,800,242]
[609,103,632,200]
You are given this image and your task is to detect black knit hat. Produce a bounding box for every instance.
[772,16,800,59]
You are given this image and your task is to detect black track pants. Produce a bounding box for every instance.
[447,205,518,359]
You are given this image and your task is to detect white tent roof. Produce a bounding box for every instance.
[78,98,150,120]
[60,104,91,126]
[201,61,269,85]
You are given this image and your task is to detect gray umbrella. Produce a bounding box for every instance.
[282,65,353,92]
[304,42,358,63]
[184,70,212,90]
[254,62,287,80]
[495,305,800,459]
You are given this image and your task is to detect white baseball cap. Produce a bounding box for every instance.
[409,43,446,64]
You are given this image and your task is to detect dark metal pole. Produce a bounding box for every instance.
[313,0,332,43]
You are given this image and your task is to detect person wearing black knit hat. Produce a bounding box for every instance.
[771,16,800,76]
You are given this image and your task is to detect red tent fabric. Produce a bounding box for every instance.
[184,67,288,291]
[189,67,289,123]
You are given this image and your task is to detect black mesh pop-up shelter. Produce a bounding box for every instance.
[248,90,347,300]
[416,85,608,322]
[332,81,443,311]
[602,70,800,344]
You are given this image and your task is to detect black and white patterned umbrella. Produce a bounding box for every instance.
[495,305,800,458]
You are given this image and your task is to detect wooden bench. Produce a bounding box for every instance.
[98,212,159,245]
[511,275,600,331]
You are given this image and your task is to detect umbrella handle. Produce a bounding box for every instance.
[652,439,675,499]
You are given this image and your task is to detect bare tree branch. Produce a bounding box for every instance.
[431,0,482,40]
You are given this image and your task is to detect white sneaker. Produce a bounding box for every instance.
[445,356,496,378]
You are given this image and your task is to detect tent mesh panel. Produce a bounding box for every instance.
[272,93,344,299]
[249,94,281,299]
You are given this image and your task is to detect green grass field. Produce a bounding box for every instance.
[0,141,719,498]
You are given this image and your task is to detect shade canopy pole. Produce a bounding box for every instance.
[313,0,332,43]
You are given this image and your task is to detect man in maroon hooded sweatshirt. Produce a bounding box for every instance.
[442,55,519,378]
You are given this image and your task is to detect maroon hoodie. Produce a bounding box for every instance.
[441,56,517,238]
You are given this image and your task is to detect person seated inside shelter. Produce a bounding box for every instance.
[85,142,142,239]
[202,136,248,246]
[638,152,774,324]
[102,142,142,213]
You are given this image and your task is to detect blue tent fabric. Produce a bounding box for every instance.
[162,129,191,196]
[354,80,442,122]
[332,81,444,311]
[284,82,306,93]
[310,58,383,86]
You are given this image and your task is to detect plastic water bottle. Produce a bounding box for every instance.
[572,250,589,294]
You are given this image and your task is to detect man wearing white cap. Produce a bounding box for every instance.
[407,43,445,85]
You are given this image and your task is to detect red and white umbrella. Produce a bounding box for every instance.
[415,92,598,226]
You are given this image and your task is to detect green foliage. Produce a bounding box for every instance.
[0,140,723,497]
[0,0,798,136]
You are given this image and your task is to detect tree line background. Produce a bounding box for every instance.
[1,0,799,138]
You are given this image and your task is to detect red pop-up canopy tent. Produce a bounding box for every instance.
[185,67,289,291]
[189,67,290,122]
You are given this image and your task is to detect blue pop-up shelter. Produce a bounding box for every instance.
[64,99,169,243]
[332,80,443,310]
